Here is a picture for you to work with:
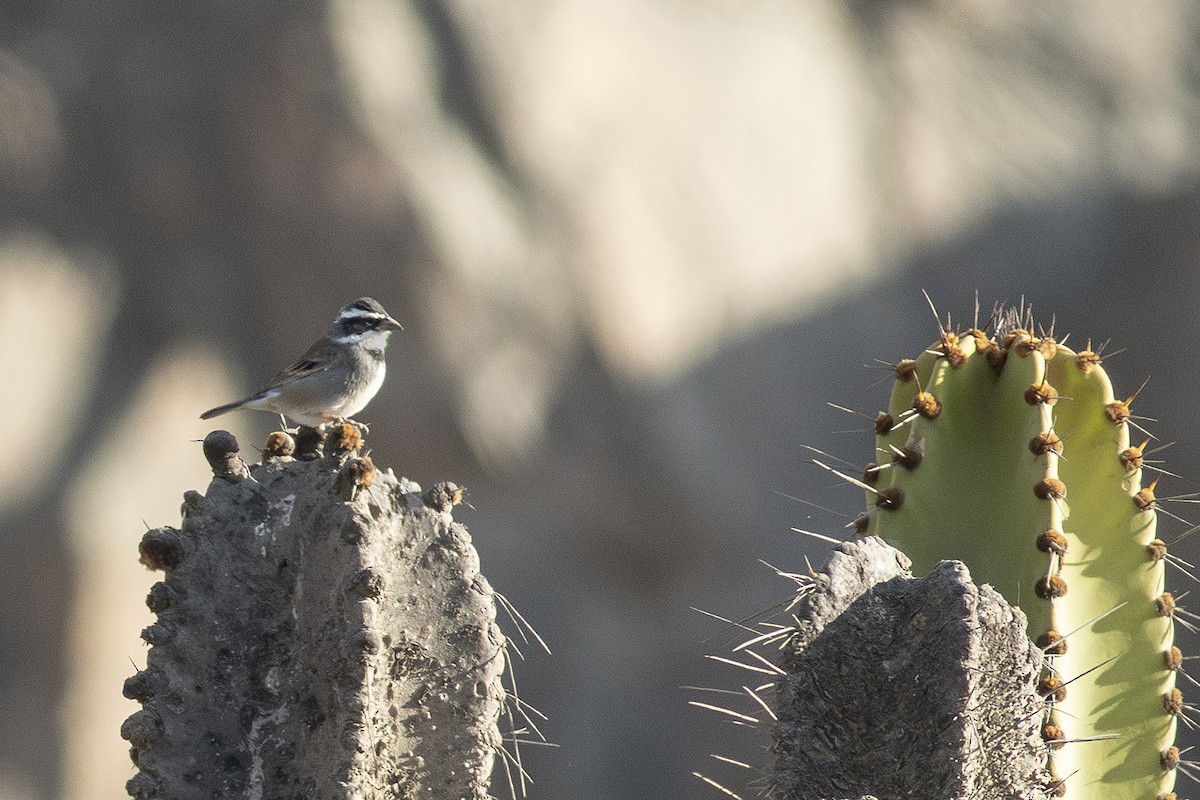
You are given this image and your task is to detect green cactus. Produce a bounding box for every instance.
[857,307,1179,798]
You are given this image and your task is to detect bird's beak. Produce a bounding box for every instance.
[383,315,404,332]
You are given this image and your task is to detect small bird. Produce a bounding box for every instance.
[201,297,403,428]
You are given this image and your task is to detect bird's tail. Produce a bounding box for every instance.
[200,399,248,420]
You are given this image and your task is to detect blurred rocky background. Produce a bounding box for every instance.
[2,1,1200,798]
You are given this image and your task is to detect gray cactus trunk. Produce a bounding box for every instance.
[123,429,507,800]
[770,537,1054,800]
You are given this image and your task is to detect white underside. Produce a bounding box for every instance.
[245,362,387,426]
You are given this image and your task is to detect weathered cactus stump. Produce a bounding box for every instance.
[123,425,506,800]
[771,537,1052,800]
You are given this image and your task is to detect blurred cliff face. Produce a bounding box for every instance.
[2,2,1200,799]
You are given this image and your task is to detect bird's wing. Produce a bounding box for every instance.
[261,338,338,389]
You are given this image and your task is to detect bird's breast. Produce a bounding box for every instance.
[338,356,386,417]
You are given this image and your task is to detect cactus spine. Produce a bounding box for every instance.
[862,310,1177,798]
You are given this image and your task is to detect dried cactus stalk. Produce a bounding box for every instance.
[770,537,1050,800]
[123,428,506,800]
[862,313,1176,798]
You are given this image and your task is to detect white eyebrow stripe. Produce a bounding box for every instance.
[337,309,385,321]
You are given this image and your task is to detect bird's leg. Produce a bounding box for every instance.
[277,414,301,435]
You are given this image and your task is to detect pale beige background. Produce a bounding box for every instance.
[2,2,1200,799]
